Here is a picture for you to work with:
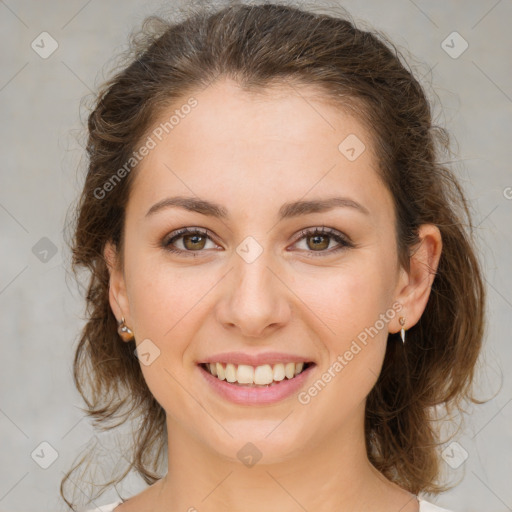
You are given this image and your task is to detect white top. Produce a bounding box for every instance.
[85,498,454,511]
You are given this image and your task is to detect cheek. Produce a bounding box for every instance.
[123,255,208,411]
[298,252,397,394]
[302,259,394,345]
[124,249,226,377]
[127,259,199,341]
[294,265,395,422]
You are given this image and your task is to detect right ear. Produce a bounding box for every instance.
[104,241,131,326]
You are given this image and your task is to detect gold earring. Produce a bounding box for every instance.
[399,317,406,344]
[117,317,134,342]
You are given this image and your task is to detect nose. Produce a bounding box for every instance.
[215,249,291,338]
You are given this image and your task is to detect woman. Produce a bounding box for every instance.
[62,3,485,512]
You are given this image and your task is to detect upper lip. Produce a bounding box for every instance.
[197,352,315,367]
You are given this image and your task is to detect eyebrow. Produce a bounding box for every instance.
[145,195,370,220]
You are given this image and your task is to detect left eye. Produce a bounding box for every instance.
[162,226,352,257]
[292,226,353,256]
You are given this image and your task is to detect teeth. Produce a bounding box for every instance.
[204,361,309,385]
[285,362,295,379]
[216,362,225,380]
[254,364,273,385]
[225,363,237,383]
[273,363,285,381]
[237,364,254,384]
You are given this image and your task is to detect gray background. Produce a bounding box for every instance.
[0,0,511,511]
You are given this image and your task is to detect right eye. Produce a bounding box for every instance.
[162,227,220,256]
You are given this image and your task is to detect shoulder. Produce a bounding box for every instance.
[83,499,124,512]
[419,498,455,512]
[86,498,454,512]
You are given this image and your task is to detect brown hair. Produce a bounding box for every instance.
[62,2,486,508]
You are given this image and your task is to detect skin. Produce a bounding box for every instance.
[105,78,442,512]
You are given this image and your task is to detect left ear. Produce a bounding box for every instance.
[391,224,443,333]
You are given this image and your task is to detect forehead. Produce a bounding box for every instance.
[153,79,372,158]
[127,78,391,221]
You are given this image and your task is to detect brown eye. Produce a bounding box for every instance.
[162,226,352,258]
[163,227,217,256]
[306,233,330,251]
[182,233,207,250]
[292,226,353,257]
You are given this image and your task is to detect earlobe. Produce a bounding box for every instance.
[392,224,442,334]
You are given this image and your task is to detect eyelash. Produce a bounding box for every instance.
[162,226,353,258]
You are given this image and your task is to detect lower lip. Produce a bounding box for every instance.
[198,363,316,405]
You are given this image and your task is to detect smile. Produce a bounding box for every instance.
[200,361,312,387]
[198,360,316,405]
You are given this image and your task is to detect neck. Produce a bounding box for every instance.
[151,402,417,512]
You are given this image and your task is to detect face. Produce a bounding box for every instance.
[107,79,408,463]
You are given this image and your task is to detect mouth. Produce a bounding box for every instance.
[198,361,315,387]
